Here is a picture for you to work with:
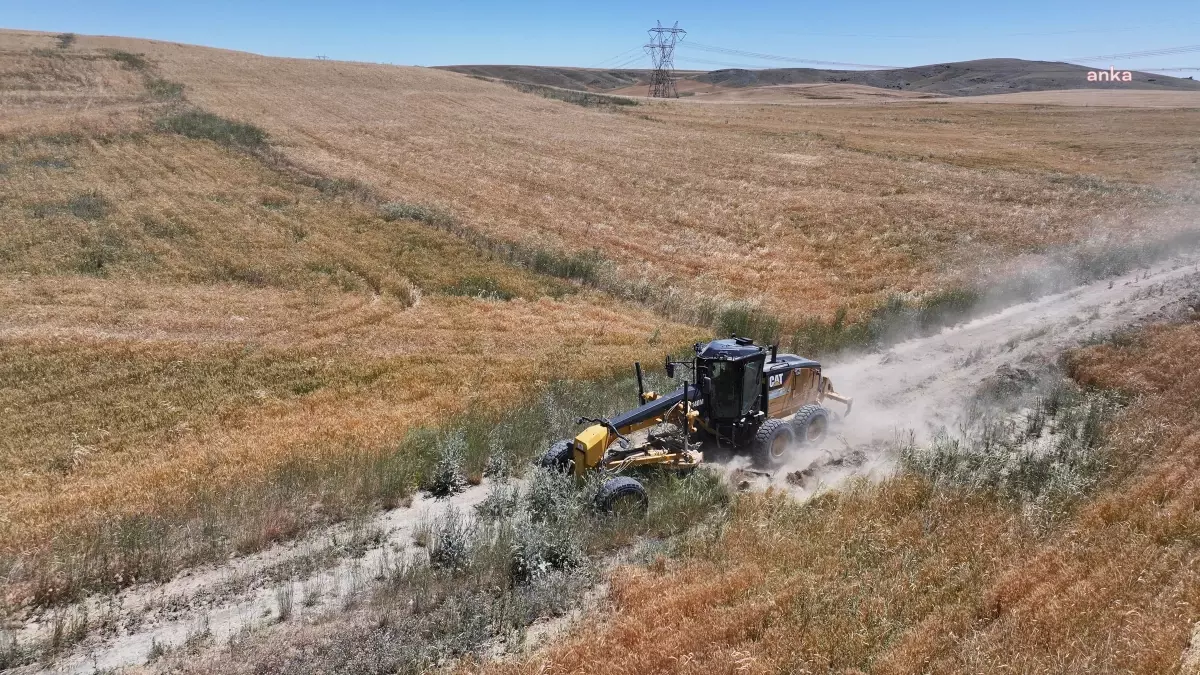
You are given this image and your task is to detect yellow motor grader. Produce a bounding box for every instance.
[540,336,853,512]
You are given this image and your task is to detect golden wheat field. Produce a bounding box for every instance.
[1,26,1199,629]
[0,32,703,568]
[149,50,1200,318]
[8,30,1200,319]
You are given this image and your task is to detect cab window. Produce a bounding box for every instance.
[708,360,741,419]
[740,359,763,415]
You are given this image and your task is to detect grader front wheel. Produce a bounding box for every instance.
[539,439,573,473]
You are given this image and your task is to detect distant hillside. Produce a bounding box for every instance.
[433,65,651,91]
[696,59,1200,96]
[439,59,1200,98]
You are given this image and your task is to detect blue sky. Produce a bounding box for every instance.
[5,1,1200,73]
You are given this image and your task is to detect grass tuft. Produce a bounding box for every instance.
[379,202,456,227]
[29,157,72,170]
[495,80,639,107]
[427,507,472,572]
[146,78,185,101]
[67,191,111,221]
[108,50,150,72]
[442,276,515,300]
[716,303,783,345]
[157,110,268,150]
[378,201,603,286]
[424,431,467,497]
[303,176,375,200]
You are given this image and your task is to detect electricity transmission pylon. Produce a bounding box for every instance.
[645,21,686,98]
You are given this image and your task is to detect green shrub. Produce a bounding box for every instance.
[0,628,30,669]
[428,507,471,573]
[379,202,455,227]
[498,80,638,107]
[67,192,110,221]
[510,509,585,582]
[475,481,520,519]
[145,78,185,101]
[529,248,602,284]
[305,176,374,200]
[30,157,72,170]
[56,33,76,50]
[156,110,268,149]
[211,263,272,286]
[717,303,782,345]
[75,248,116,276]
[524,467,576,524]
[109,50,150,71]
[424,431,467,497]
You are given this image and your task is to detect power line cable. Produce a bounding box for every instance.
[676,56,794,70]
[590,45,644,68]
[1065,44,1200,62]
[612,53,649,70]
[680,41,898,69]
[771,22,1200,40]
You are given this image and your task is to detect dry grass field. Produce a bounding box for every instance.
[490,319,1200,674]
[161,57,1198,319]
[1,26,1199,640]
[0,31,703,604]
[610,82,940,102]
[955,89,1200,108]
[13,31,1193,321]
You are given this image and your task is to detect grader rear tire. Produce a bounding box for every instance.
[752,419,795,469]
[792,404,830,445]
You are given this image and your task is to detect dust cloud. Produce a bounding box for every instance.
[729,244,1200,498]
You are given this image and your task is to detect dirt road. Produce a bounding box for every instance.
[15,251,1200,674]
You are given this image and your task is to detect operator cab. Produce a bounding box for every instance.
[695,337,768,424]
[669,337,828,434]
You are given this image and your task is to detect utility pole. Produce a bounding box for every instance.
[645,21,686,98]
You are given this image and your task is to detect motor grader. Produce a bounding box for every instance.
[540,336,853,513]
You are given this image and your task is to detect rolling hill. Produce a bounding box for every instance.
[438,58,1200,98]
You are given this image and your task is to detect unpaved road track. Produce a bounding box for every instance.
[772,252,1200,494]
[13,486,502,674]
[15,252,1200,674]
